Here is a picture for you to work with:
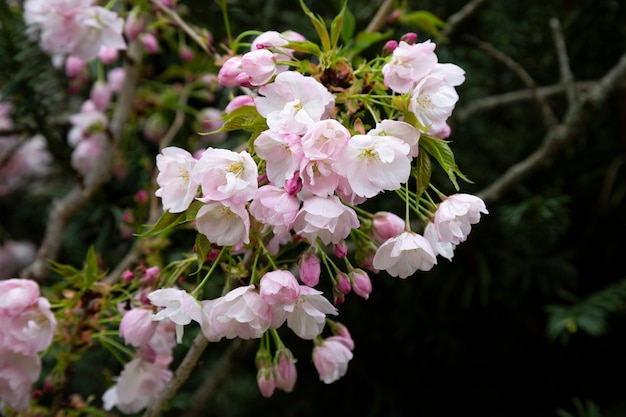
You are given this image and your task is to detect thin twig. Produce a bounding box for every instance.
[456,80,597,120]
[440,0,491,40]
[21,41,143,282]
[365,0,395,34]
[463,34,560,129]
[550,17,576,106]
[151,0,212,56]
[477,53,626,204]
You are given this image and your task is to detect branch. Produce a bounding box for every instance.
[456,80,597,120]
[21,41,143,282]
[550,17,576,106]
[477,53,626,203]
[365,0,395,34]
[463,34,560,129]
[151,0,213,57]
[440,0,491,40]
[142,332,210,417]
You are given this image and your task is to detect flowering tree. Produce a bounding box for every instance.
[1,0,625,416]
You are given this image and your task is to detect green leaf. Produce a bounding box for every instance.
[414,147,432,200]
[83,245,100,286]
[398,10,447,38]
[210,105,267,134]
[419,136,470,190]
[194,233,212,274]
[348,30,393,59]
[299,0,331,51]
[138,200,203,237]
[330,1,347,49]
[284,40,321,56]
[340,5,356,44]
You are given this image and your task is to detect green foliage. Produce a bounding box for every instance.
[556,398,603,417]
[546,278,626,344]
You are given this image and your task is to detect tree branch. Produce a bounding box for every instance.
[365,0,395,34]
[21,41,143,282]
[477,53,626,204]
[550,17,576,106]
[440,0,491,40]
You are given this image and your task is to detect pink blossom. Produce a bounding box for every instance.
[147,288,202,343]
[300,118,350,161]
[256,364,276,398]
[382,40,438,94]
[217,56,248,87]
[424,221,455,261]
[2,297,57,356]
[192,148,258,205]
[312,336,353,384]
[201,285,271,341]
[298,251,320,287]
[102,358,172,414]
[124,8,145,41]
[298,158,342,197]
[90,81,112,111]
[254,129,303,186]
[71,134,105,176]
[0,241,37,278]
[119,308,158,347]
[98,45,119,64]
[139,32,159,54]
[369,119,420,157]
[293,195,359,246]
[249,185,300,237]
[283,286,338,339]
[65,55,86,78]
[0,279,40,316]
[255,71,335,135]
[409,75,459,135]
[0,135,52,196]
[155,147,199,213]
[335,133,411,198]
[107,68,126,93]
[241,49,277,86]
[371,211,406,244]
[372,231,437,278]
[432,193,488,245]
[67,106,108,146]
[0,348,41,411]
[195,201,251,246]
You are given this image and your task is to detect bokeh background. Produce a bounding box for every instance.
[2,0,626,416]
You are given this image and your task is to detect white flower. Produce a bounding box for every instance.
[373,231,437,278]
[292,195,359,246]
[432,193,488,245]
[147,288,202,343]
[155,147,199,213]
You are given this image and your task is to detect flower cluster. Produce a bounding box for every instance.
[0,279,56,411]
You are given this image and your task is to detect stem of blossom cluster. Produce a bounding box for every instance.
[192,246,227,297]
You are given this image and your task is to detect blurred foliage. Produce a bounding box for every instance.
[2,0,626,416]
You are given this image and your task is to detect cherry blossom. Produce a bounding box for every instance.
[373,231,438,278]
[119,308,158,347]
[292,195,359,246]
[0,348,41,411]
[432,193,489,245]
[381,40,438,94]
[147,288,202,343]
[249,185,300,237]
[312,335,354,384]
[155,147,199,213]
[195,201,251,246]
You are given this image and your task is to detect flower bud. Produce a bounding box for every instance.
[90,81,112,112]
[401,32,418,45]
[139,32,159,54]
[65,56,86,78]
[124,8,145,41]
[371,211,405,243]
[298,251,320,287]
[351,268,372,300]
[284,173,303,196]
[335,272,351,295]
[98,46,119,65]
[333,241,348,259]
[382,40,398,56]
[274,347,297,392]
[179,45,194,62]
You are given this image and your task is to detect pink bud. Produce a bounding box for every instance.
[298,251,320,287]
[382,40,398,56]
[121,210,134,224]
[98,46,119,65]
[90,81,112,112]
[134,189,149,204]
[274,348,297,392]
[217,56,244,87]
[256,366,276,398]
[143,266,160,284]
[401,32,418,45]
[139,33,159,54]
[65,56,86,78]
[371,211,405,243]
[284,173,302,196]
[143,113,168,142]
[122,269,134,282]
[107,68,126,93]
[336,272,351,295]
[333,241,348,259]
[351,268,372,300]
[225,95,254,114]
[179,45,194,62]
[124,9,145,41]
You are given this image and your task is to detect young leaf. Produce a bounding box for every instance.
[414,148,432,200]
[194,233,213,274]
[299,0,331,51]
[210,105,267,134]
[330,1,348,49]
[285,40,322,56]
[138,200,203,237]
[398,10,447,38]
[419,136,471,190]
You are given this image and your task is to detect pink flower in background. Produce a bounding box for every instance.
[2,297,57,356]
[225,95,255,114]
[0,241,37,278]
[71,134,105,176]
[298,251,321,287]
[0,135,52,196]
[432,193,488,245]
[155,147,199,213]
[147,288,202,343]
[293,195,359,246]
[312,335,353,384]
[193,148,258,205]
[255,72,335,135]
[195,201,251,246]
[201,285,271,341]
[382,40,438,94]
[0,279,39,315]
[373,231,437,278]
[102,358,172,414]
[0,348,42,411]
[282,286,338,339]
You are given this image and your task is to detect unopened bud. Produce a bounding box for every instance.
[401,32,418,45]
[382,40,398,56]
